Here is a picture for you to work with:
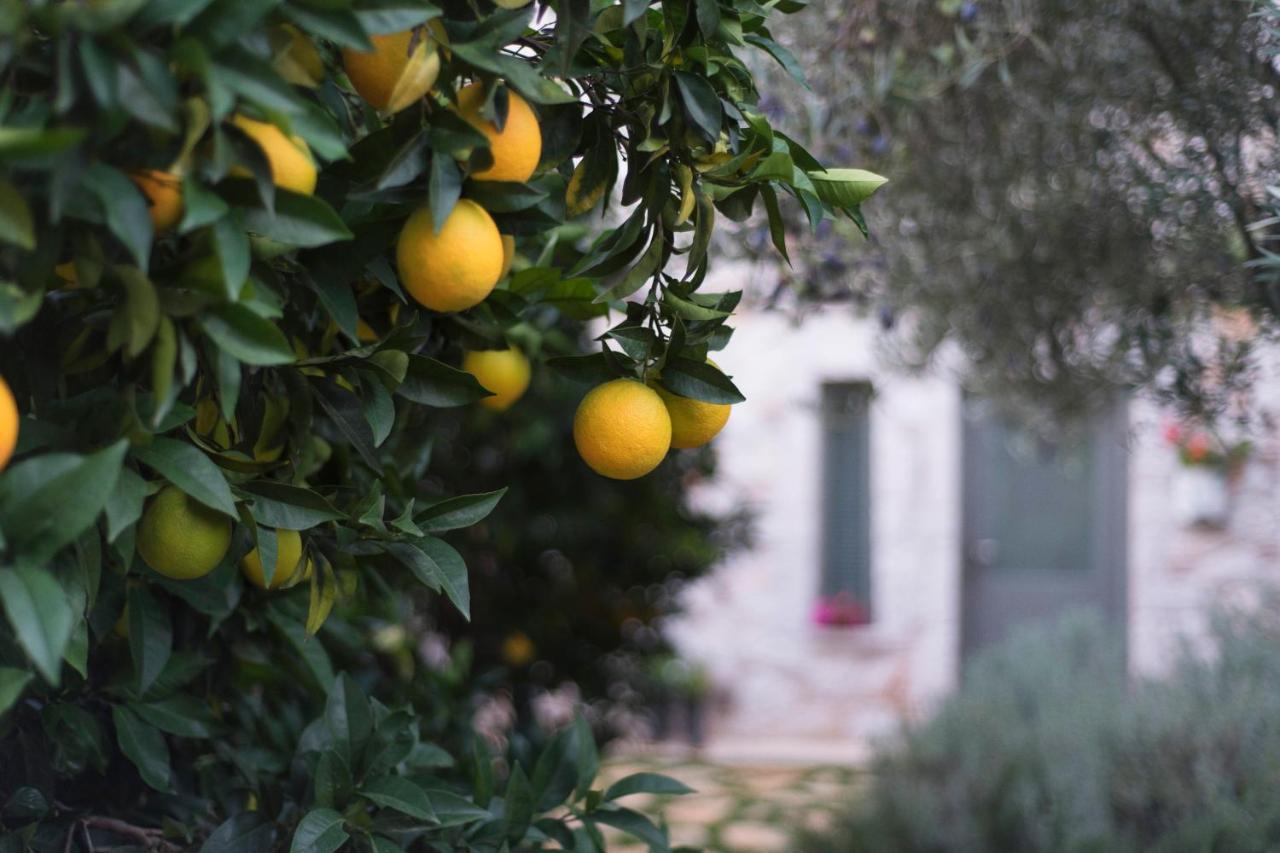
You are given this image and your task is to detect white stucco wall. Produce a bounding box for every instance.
[670,298,1280,756]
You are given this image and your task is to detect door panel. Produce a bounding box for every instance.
[961,399,1127,661]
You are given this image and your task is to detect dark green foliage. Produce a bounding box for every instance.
[756,0,1276,422]
[0,0,872,849]
[800,605,1280,852]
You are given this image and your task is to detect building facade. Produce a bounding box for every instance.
[670,303,1280,760]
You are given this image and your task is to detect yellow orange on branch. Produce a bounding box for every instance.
[0,376,17,471]
[343,29,441,114]
[463,346,531,411]
[129,169,184,233]
[396,200,504,312]
[573,379,672,480]
[230,115,317,196]
[457,82,542,183]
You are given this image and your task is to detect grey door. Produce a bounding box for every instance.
[961,399,1127,661]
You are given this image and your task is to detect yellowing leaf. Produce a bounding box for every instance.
[807,168,889,207]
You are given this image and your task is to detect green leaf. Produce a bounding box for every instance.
[325,673,373,765]
[313,382,380,469]
[239,481,345,530]
[604,772,694,801]
[807,168,889,207]
[573,713,599,800]
[545,353,624,384]
[661,291,729,322]
[200,813,276,853]
[596,226,664,303]
[354,2,441,35]
[131,694,219,738]
[224,184,353,248]
[212,215,251,300]
[361,776,438,822]
[592,806,669,849]
[0,667,32,716]
[132,437,238,517]
[113,705,171,791]
[0,282,44,335]
[199,304,295,366]
[759,184,789,263]
[504,763,535,844]
[745,34,810,90]
[107,265,160,359]
[0,180,34,251]
[81,163,153,272]
[673,72,723,141]
[397,355,492,407]
[128,585,172,695]
[0,567,73,685]
[269,608,334,692]
[658,357,744,403]
[420,538,470,619]
[290,808,347,853]
[0,441,128,564]
[415,488,506,533]
[429,153,462,234]
[0,126,87,161]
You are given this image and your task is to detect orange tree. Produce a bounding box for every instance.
[0,0,879,850]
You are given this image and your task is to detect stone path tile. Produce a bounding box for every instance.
[597,754,863,851]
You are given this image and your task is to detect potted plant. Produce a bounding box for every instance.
[1164,420,1251,528]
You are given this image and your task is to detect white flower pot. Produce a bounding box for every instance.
[1174,466,1230,528]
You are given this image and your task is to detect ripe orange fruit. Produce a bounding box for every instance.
[396,200,504,312]
[463,346,531,411]
[129,169,184,233]
[0,376,18,471]
[240,528,309,590]
[136,485,232,580]
[343,29,441,113]
[456,83,542,183]
[230,115,317,196]
[573,379,672,480]
[653,360,733,449]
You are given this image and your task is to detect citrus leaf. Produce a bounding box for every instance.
[199,304,295,366]
[238,481,345,530]
[131,693,219,738]
[361,776,438,822]
[0,567,74,686]
[132,437,238,517]
[200,813,276,853]
[807,168,888,207]
[415,488,507,533]
[0,440,128,564]
[112,705,171,792]
[604,772,695,801]
[0,667,33,717]
[657,358,744,404]
[397,356,492,407]
[128,585,172,695]
[0,179,34,251]
[290,808,347,853]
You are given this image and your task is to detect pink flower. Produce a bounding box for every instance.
[1162,420,1182,445]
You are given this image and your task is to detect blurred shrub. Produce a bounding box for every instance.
[801,604,1280,852]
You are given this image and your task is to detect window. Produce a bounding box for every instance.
[816,382,873,626]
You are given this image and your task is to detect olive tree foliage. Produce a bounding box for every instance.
[753,0,1278,423]
[0,0,875,849]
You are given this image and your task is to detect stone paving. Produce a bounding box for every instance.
[597,754,864,851]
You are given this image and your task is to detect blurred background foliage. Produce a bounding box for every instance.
[801,603,1280,852]
[741,0,1279,426]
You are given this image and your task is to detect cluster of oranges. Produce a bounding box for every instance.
[0,20,738,591]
